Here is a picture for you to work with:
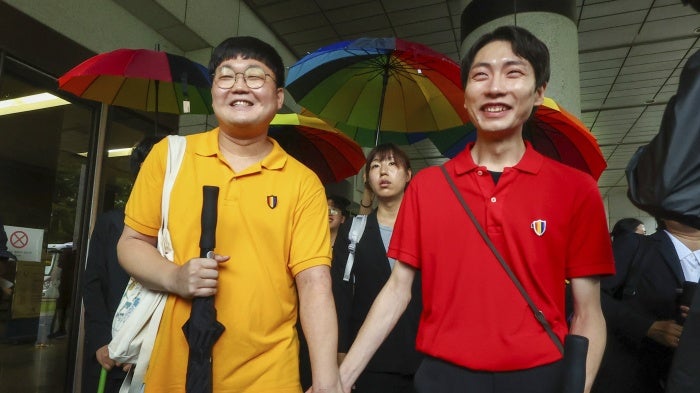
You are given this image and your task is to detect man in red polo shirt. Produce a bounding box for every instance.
[337,26,614,393]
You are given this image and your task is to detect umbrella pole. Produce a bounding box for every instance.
[374,59,391,146]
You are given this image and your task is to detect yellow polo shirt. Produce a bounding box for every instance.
[124,129,331,393]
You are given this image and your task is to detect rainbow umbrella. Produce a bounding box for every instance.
[286,38,467,146]
[58,48,212,115]
[428,97,607,180]
[270,113,366,183]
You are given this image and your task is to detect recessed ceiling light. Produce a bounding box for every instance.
[0,92,69,116]
[78,148,133,158]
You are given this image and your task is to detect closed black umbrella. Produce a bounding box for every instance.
[182,186,225,393]
[626,50,700,228]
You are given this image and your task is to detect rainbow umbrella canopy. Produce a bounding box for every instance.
[270,113,366,184]
[58,48,213,114]
[286,37,468,146]
[428,97,607,180]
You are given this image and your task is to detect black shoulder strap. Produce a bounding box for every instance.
[440,165,564,354]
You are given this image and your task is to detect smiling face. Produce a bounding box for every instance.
[211,56,284,139]
[464,40,545,136]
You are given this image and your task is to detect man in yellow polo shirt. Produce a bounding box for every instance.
[117,36,342,393]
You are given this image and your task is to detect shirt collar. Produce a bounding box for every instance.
[192,127,288,171]
[452,140,544,175]
[666,230,696,261]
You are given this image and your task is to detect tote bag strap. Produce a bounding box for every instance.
[158,135,186,261]
[439,165,564,354]
[130,135,186,393]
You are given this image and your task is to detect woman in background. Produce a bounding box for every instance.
[332,143,422,393]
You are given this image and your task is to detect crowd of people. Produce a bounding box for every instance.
[74,1,700,392]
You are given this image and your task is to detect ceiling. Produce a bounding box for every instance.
[240,0,700,196]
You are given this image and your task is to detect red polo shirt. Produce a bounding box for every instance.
[387,142,614,371]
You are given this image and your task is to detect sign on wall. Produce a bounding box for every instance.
[4,226,45,263]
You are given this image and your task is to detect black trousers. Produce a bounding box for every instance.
[414,356,564,393]
[355,370,417,393]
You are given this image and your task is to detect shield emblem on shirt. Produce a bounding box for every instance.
[531,219,546,236]
[267,195,278,209]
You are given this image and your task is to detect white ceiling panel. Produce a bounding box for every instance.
[325,3,385,23]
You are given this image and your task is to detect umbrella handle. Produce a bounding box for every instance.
[200,186,219,258]
[97,367,107,393]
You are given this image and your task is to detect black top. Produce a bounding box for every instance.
[331,211,423,375]
[82,210,130,392]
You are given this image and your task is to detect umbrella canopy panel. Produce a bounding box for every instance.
[299,108,426,148]
[58,49,213,114]
[270,113,366,184]
[287,38,468,138]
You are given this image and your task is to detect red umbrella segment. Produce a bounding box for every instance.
[269,113,366,184]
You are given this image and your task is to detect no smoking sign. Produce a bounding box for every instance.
[4,226,45,262]
[10,230,29,249]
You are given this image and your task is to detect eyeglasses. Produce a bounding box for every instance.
[213,67,276,89]
[329,207,341,216]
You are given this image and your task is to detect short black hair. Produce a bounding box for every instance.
[327,195,350,218]
[610,217,644,239]
[364,143,411,179]
[461,25,550,90]
[130,135,165,177]
[208,36,285,87]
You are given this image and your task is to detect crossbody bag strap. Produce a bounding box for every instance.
[440,165,564,354]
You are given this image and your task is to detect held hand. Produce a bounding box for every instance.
[680,305,690,320]
[98,345,133,372]
[115,362,133,373]
[173,253,229,298]
[647,319,683,348]
[304,383,344,393]
[96,345,116,370]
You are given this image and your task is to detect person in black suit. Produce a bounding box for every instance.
[593,219,694,393]
[663,2,700,391]
[81,135,162,393]
[666,221,700,393]
[332,143,422,393]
